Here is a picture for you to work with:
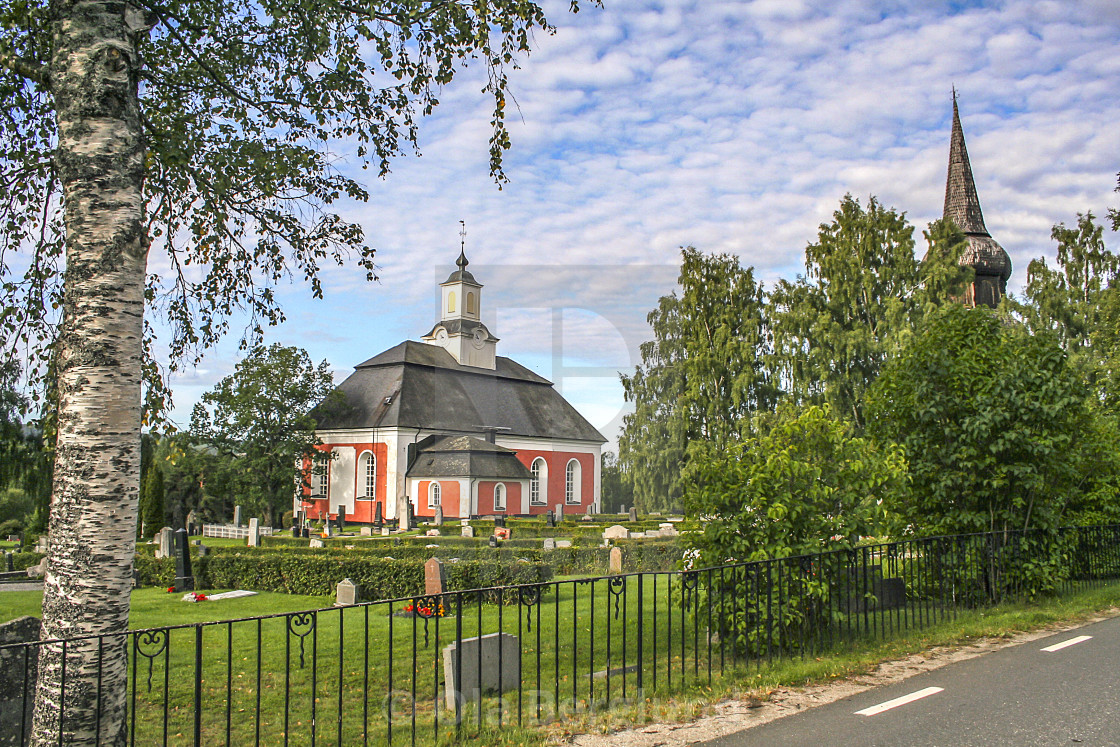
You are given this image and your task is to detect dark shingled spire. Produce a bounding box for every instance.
[943,95,988,236]
[940,94,1012,307]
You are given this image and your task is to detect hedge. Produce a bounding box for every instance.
[196,553,552,599]
[6,551,45,572]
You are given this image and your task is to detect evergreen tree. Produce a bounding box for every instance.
[138,464,165,539]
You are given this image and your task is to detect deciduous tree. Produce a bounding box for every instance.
[190,344,339,525]
[0,1,594,742]
[618,247,778,512]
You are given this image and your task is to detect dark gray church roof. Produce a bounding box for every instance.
[943,97,1012,282]
[405,435,533,480]
[313,341,607,443]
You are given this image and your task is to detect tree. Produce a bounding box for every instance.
[1019,212,1120,412]
[866,305,1097,538]
[683,404,904,565]
[138,462,165,538]
[769,195,970,429]
[599,450,632,514]
[191,344,339,525]
[0,2,594,742]
[618,247,778,512]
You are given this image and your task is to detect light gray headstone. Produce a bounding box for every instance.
[157,527,173,559]
[248,518,260,547]
[461,526,475,538]
[335,578,359,606]
[233,505,242,527]
[426,529,440,537]
[602,525,629,540]
[309,538,325,549]
[434,506,444,526]
[442,632,519,710]
[460,519,470,527]
[609,546,622,574]
[543,538,556,550]
[628,507,638,522]
[360,526,372,537]
[555,539,572,549]
[381,527,391,536]
[555,503,564,523]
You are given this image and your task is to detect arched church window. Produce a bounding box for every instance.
[530,458,546,505]
[565,459,581,504]
[466,292,476,315]
[359,452,376,498]
[429,482,441,508]
[494,483,506,511]
[447,291,457,314]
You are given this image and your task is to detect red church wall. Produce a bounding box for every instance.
[514,450,594,515]
[299,442,389,524]
[414,480,461,518]
[478,481,523,515]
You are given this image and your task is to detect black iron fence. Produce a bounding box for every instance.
[3,524,1120,746]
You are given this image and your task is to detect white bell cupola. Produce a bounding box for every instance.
[421,249,499,369]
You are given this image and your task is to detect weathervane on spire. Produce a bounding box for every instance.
[457,220,468,268]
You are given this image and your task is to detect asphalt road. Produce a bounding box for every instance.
[700,615,1120,747]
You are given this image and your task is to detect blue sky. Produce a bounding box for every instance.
[158,0,1120,446]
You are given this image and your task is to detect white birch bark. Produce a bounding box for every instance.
[31,2,148,745]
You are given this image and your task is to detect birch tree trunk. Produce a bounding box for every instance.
[32,2,148,744]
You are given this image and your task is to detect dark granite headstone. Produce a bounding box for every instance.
[374,501,383,528]
[301,527,310,539]
[3,552,11,573]
[173,528,194,592]
[494,516,506,528]
[488,535,498,548]
[545,510,555,528]
[293,524,301,538]
[404,501,414,531]
[335,506,346,532]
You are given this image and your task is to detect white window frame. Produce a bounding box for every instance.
[358,451,376,499]
[494,482,506,512]
[530,458,547,505]
[565,459,581,505]
[428,482,441,508]
[316,454,329,499]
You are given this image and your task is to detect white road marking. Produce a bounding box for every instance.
[855,687,944,716]
[1041,635,1092,652]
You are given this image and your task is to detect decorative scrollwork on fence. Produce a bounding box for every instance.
[608,576,625,620]
[413,594,442,648]
[287,612,315,669]
[134,629,169,693]
[519,585,541,632]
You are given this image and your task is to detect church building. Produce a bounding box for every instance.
[940,96,1013,308]
[299,250,606,523]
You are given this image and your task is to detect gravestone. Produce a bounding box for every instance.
[555,504,564,523]
[196,543,210,558]
[380,527,391,537]
[323,523,333,538]
[157,527,173,559]
[424,557,447,598]
[426,529,440,537]
[34,536,47,554]
[442,632,519,710]
[173,528,194,592]
[461,526,475,538]
[0,615,41,745]
[434,506,444,526]
[309,538,325,548]
[3,552,11,573]
[609,546,622,574]
[555,539,572,549]
[403,502,414,531]
[335,506,346,532]
[374,501,383,528]
[248,518,260,547]
[185,510,197,535]
[658,522,678,536]
[630,532,646,539]
[602,525,629,541]
[460,518,470,527]
[335,578,359,607]
[233,505,243,527]
[628,507,638,522]
[543,538,556,550]
[581,514,593,522]
[545,510,555,528]
[301,527,310,539]
[488,535,497,548]
[494,516,506,528]
[360,526,373,537]
[292,524,301,538]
